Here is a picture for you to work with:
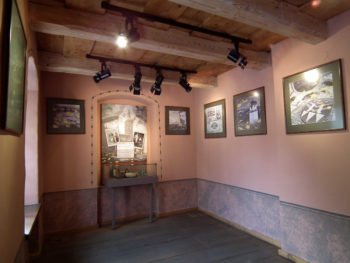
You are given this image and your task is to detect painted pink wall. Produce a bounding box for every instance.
[193,67,281,195]
[0,136,25,263]
[41,73,197,193]
[270,10,350,216]
[0,1,37,262]
[194,10,350,216]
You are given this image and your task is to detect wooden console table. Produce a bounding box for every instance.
[105,176,158,229]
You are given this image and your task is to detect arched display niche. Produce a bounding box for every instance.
[89,90,162,185]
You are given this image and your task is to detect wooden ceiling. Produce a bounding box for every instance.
[29,0,350,88]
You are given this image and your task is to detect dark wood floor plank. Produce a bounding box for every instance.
[32,212,291,263]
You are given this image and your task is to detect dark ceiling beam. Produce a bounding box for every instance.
[101,1,252,44]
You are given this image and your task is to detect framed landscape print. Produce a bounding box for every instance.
[165,106,190,135]
[47,98,85,134]
[233,87,267,136]
[0,0,27,134]
[283,60,345,134]
[204,99,226,138]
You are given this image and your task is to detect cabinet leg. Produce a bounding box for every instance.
[112,188,116,229]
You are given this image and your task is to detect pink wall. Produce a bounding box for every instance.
[270,10,350,216]
[193,67,281,195]
[41,73,197,193]
[0,1,38,262]
[0,136,25,263]
[194,10,350,216]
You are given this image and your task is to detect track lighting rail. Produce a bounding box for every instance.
[101,1,252,45]
[86,54,197,74]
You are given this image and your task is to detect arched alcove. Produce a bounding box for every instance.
[89,90,162,185]
[24,56,39,205]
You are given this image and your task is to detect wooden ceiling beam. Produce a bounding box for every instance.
[29,3,271,69]
[38,51,218,89]
[168,0,328,44]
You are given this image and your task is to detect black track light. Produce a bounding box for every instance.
[150,69,164,95]
[93,62,111,83]
[179,72,192,93]
[129,66,142,95]
[227,41,248,69]
[116,16,140,48]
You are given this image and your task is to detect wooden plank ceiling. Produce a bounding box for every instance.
[30,0,350,88]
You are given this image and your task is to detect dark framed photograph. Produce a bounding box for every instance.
[283,60,345,134]
[204,99,226,138]
[0,0,27,135]
[165,106,190,135]
[233,87,267,136]
[47,98,85,134]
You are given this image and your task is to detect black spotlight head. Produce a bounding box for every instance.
[129,69,142,95]
[150,70,164,96]
[227,49,248,69]
[128,28,140,43]
[93,62,111,83]
[93,68,111,83]
[179,73,192,93]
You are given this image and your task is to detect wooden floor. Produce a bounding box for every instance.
[32,212,292,263]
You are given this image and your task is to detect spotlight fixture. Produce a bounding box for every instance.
[129,66,142,95]
[150,69,164,95]
[93,61,111,83]
[179,72,192,93]
[227,41,248,69]
[115,16,140,48]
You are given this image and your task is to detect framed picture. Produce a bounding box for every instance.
[101,104,147,164]
[47,98,85,134]
[165,106,190,135]
[0,0,6,123]
[233,87,267,136]
[283,60,345,134]
[0,0,27,134]
[204,99,226,138]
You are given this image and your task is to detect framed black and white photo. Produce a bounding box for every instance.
[283,60,345,134]
[233,87,267,136]
[47,98,85,134]
[204,99,226,138]
[165,106,190,135]
[101,104,147,164]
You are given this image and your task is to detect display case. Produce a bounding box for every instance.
[102,163,157,185]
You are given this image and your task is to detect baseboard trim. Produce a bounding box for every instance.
[278,249,309,263]
[198,208,281,248]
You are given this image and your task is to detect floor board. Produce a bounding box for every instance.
[32,212,292,263]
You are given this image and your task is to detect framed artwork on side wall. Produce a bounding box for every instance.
[204,99,226,138]
[233,87,267,136]
[47,98,85,134]
[283,59,345,134]
[165,106,190,135]
[0,0,27,134]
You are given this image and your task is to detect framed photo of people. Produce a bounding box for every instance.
[47,98,85,134]
[283,60,345,134]
[233,87,267,136]
[204,99,226,138]
[101,104,147,164]
[165,106,190,135]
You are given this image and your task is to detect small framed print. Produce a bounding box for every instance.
[47,98,85,134]
[165,106,190,135]
[204,99,226,138]
[233,87,267,136]
[283,59,345,134]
